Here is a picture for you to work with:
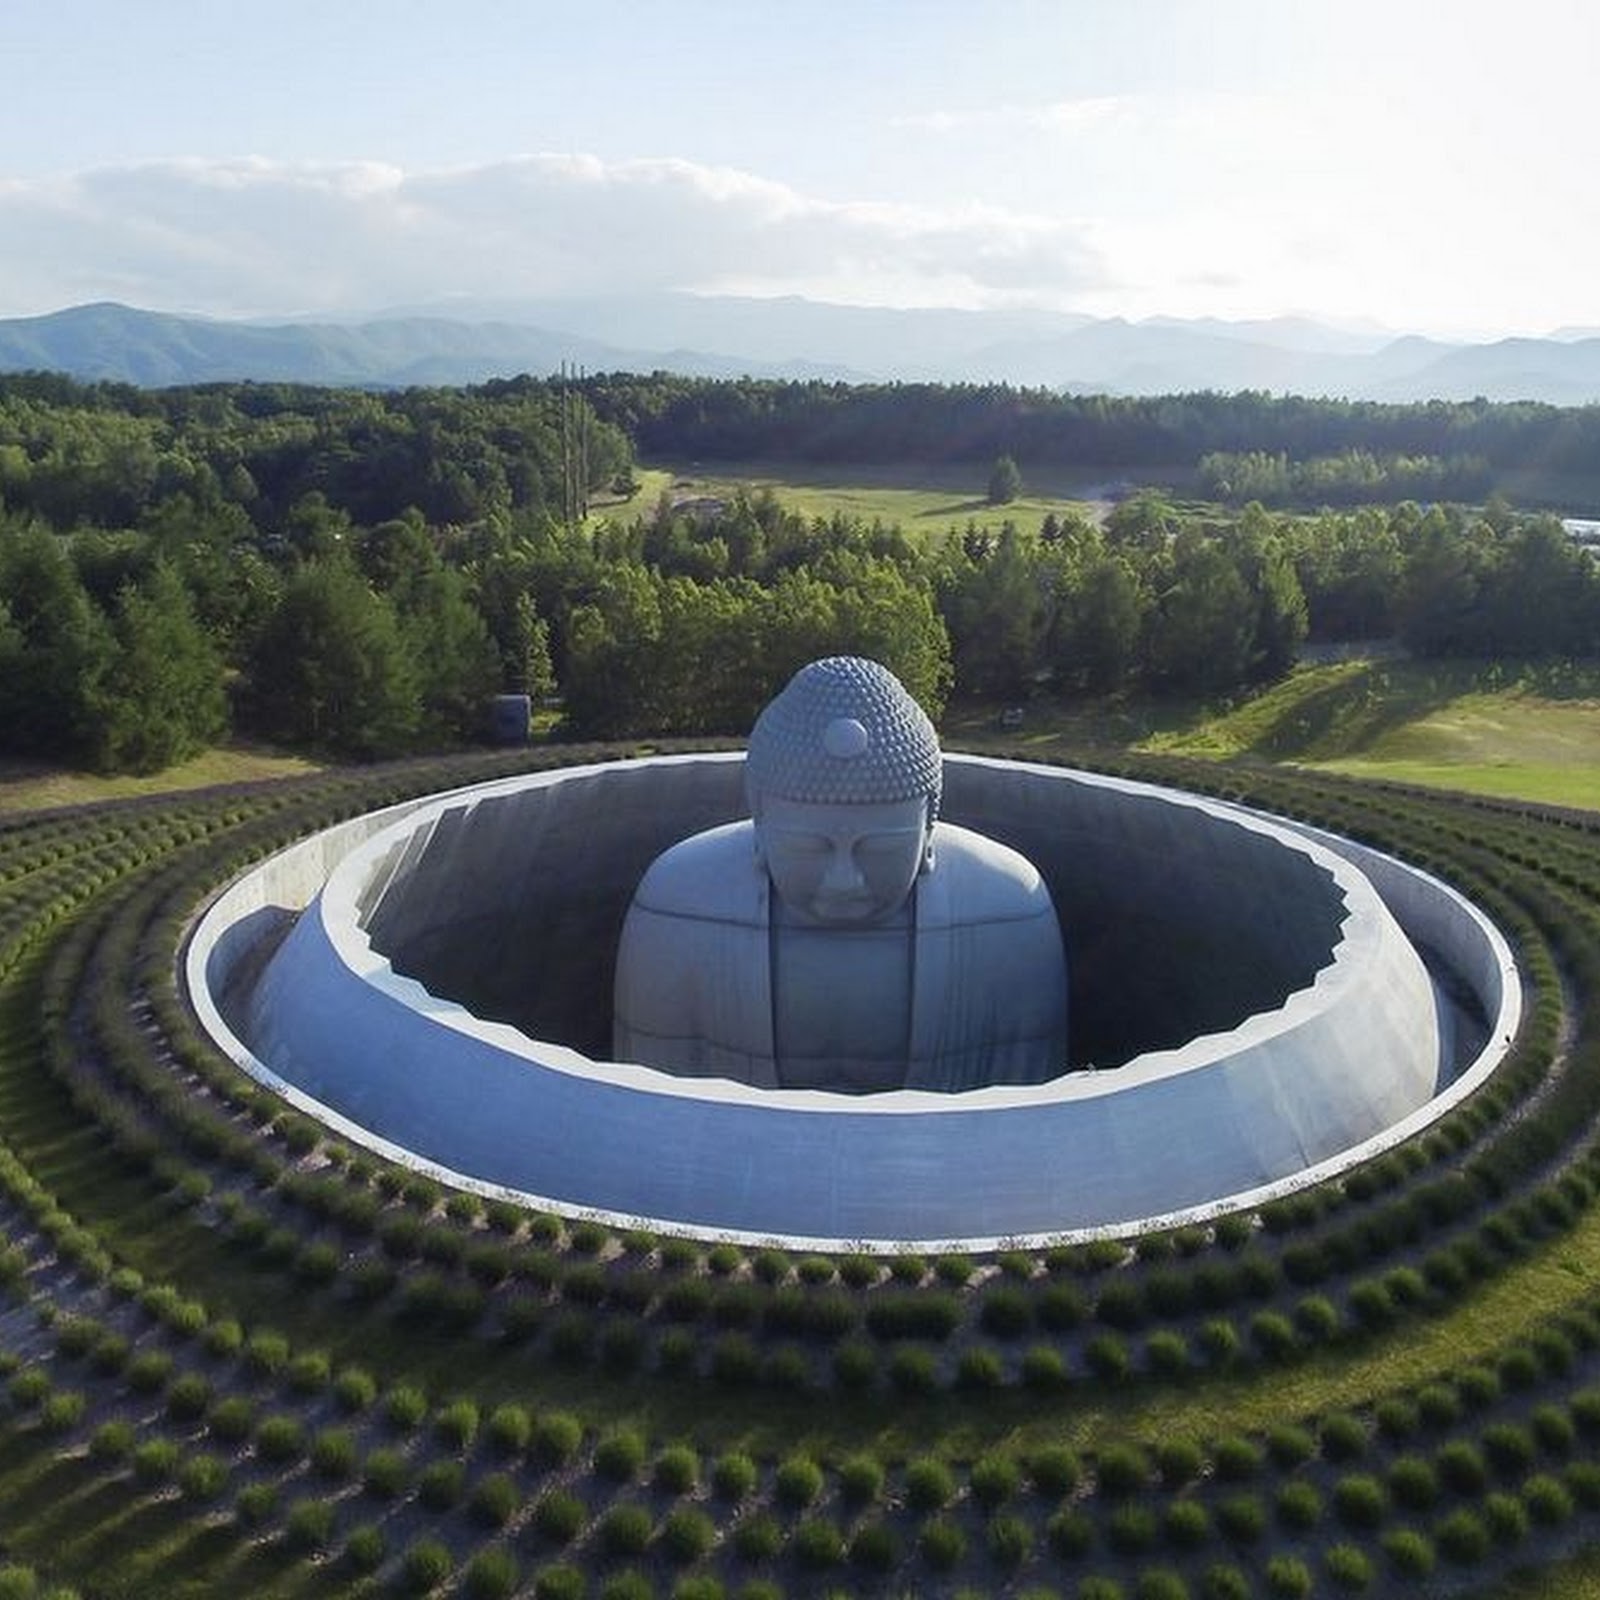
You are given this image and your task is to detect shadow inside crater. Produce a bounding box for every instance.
[365,757,1348,1074]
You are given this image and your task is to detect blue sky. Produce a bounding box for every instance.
[3,0,1597,337]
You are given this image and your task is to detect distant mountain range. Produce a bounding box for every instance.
[5,297,1600,404]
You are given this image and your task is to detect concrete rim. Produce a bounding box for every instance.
[186,754,1521,1249]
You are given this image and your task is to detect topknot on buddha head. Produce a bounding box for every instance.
[745,657,942,820]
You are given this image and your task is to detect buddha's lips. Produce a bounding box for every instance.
[806,894,882,922]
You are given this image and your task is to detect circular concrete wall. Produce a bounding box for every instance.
[311,756,1352,1070]
[188,755,1519,1247]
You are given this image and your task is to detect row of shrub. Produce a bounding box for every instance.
[0,744,1597,1594]
[14,751,1596,1387]
[18,1306,1600,1599]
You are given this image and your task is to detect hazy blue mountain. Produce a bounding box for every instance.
[0,302,865,388]
[5,297,1600,403]
[959,318,1355,391]
[368,292,1098,378]
[1376,336,1600,404]
[1138,313,1393,355]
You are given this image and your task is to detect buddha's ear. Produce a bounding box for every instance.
[921,801,936,873]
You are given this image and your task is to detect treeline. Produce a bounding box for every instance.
[534,488,1600,727]
[0,506,522,770]
[0,372,630,533]
[891,493,1595,702]
[9,371,1600,531]
[0,494,951,764]
[1198,449,1494,507]
[0,372,631,770]
[580,374,1600,482]
[3,479,1595,772]
[1,374,1598,774]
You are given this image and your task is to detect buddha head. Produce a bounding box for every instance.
[745,657,942,926]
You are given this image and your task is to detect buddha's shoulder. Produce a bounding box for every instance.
[627,821,763,921]
[926,823,1055,922]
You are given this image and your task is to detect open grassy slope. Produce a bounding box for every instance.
[0,745,323,819]
[1144,659,1600,810]
[948,659,1600,812]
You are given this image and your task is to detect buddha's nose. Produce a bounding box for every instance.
[820,848,865,894]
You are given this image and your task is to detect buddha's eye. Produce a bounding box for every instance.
[857,841,900,862]
[857,831,921,860]
[776,834,832,857]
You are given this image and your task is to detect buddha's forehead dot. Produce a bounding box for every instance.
[823,717,869,760]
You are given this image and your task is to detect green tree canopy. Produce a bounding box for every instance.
[93,563,229,773]
[397,565,502,743]
[245,556,419,757]
[0,518,115,762]
[1055,555,1145,693]
[937,523,1050,698]
[986,454,1023,506]
[1148,538,1258,692]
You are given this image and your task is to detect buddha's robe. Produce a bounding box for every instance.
[613,820,1067,1093]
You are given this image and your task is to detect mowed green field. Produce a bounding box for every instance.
[1143,658,1600,810]
[0,745,323,817]
[950,659,1600,811]
[625,458,1163,540]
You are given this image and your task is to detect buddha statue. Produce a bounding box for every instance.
[612,657,1068,1093]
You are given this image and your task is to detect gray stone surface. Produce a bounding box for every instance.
[615,657,1066,1092]
[344,758,1350,1067]
[186,755,1516,1245]
[744,655,943,810]
[613,819,1067,1091]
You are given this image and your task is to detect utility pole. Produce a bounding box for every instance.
[557,362,592,530]
[558,361,575,530]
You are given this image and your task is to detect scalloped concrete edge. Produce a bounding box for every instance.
[184,755,1520,1251]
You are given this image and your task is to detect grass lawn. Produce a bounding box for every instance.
[1143,658,1600,810]
[0,743,323,818]
[1312,756,1600,808]
[948,658,1600,812]
[616,456,1173,541]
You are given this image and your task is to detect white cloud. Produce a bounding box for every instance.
[0,154,1107,320]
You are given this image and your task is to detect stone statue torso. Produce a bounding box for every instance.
[613,820,1067,1093]
[771,900,915,1091]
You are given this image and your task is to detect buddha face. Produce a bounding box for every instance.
[754,794,932,926]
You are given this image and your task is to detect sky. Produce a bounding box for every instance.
[2,0,1597,339]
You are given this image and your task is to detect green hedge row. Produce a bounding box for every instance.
[0,744,1597,1595]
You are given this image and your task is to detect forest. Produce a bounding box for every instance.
[0,372,1597,772]
[573,373,1600,478]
